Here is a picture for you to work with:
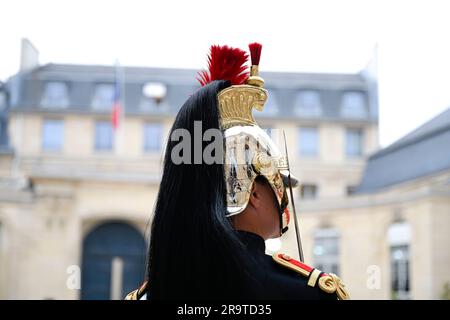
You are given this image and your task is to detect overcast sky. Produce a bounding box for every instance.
[1,0,449,147]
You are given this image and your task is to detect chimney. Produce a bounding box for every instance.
[20,38,39,71]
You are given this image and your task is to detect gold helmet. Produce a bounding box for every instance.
[199,43,297,234]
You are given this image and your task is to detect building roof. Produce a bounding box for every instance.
[7,63,378,122]
[357,107,450,193]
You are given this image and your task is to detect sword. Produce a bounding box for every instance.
[282,131,304,262]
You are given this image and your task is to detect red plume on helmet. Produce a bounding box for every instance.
[197,45,249,86]
[249,42,262,66]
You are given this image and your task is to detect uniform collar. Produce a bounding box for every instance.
[237,230,266,255]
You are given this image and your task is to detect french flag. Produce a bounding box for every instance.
[111,62,121,130]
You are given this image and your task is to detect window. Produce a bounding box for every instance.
[92,84,115,110]
[260,90,279,115]
[42,119,64,151]
[346,128,363,157]
[300,184,318,200]
[295,90,322,117]
[41,82,69,108]
[340,91,367,118]
[95,121,113,151]
[391,246,410,300]
[313,228,340,275]
[143,123,163,152]
[299,127,319,157]
[388,222,411,300]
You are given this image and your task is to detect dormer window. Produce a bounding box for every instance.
[294,90,322,117]
[41,81,69,108]
[340,91,368,118]
[92,84,115,110]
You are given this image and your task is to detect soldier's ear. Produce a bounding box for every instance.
[249,180,263,208]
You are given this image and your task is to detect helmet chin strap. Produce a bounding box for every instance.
[277,203,288,237]
[283,131,305,263]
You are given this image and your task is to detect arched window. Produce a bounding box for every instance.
[313,228,340,275]
[388,221,411,300]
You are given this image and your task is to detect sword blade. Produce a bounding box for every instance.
[282,131,304,262]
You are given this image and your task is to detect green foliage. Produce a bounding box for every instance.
[441,282,450,300]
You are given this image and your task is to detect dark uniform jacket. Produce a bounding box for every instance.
[126,231,349,300]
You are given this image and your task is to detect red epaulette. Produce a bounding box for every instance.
[272,253,350,300]
[124,280,148,300]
